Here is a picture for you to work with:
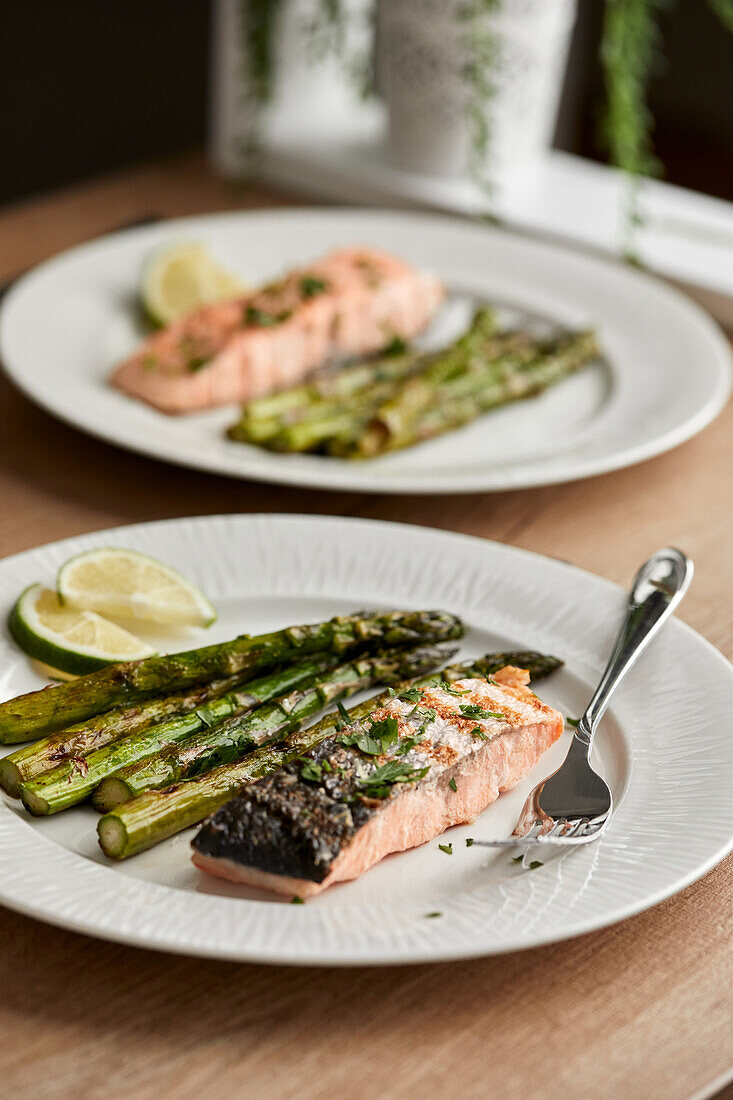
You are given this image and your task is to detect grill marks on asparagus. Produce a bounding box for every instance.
[95,650,561,860]
[91,647,453,812]
[0,609,462,743]
[227,308,600,458]
[0,673,247,798]
[19,654,349,816]
[228,348,424,448]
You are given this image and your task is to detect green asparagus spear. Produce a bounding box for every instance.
[228,309,498,451]
[341,330,599,458]
[229,348,422,444]
[18,653,348,815]
[0,608,463,743]
[96,648,561,860]
[93,644,465,811]
[0,672,251,798]
[264,333,532,454]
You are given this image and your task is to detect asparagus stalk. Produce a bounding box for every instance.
[0,608,463,743]
[328,342,537,459]
[93,644,463,811]
[0,672,252,798]
[228,309,499,452]
[266,339,531,455]
[17,653,350,816]
[341,330,599,458]
[96,648,561,860]
[229,349,422,444]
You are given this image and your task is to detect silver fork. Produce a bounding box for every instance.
[476,547,693,850]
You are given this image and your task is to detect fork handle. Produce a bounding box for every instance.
[575,548,693,747]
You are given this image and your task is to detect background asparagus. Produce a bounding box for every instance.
[0,608,463,743]
[337,330,599,458]
[229,346,422,445]
[338,338,539,459]
[265,329,531,454]
[93,646,460,811]
[225,315,599,460]
[96,649,562,860]
[243,309,507,454]
[17,653,344,815]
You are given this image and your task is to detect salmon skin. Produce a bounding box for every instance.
[111,247,445,413]
[192,666,564,897]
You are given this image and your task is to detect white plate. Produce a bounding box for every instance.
[0,514,731,965]
[1,209,730,495]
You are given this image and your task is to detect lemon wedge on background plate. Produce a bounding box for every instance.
[9,584,157,675]
[140,242,247,327]
[57,547,217,627]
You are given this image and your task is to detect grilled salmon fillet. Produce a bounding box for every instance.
[111,246,444,413]
[192,666,564,897]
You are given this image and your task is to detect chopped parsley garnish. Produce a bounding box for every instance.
[395,729,425,756]
[290,895,304,904]
[244,305,292,327]
[399,687,424,704]
[382,335,408,356]
[459,704,506,720]
[511,856,542,869]
[356,257,381,288]
[321,759,332,773]
[368,716,400,744]
[438,843,453,855]
[300,760,323,782]
[178,336,210,373]
[448,777,457,792]
[358,760,429,799]
[425,911,443,919]
[471,726,488,740]
[300,275,328,298]
[337,716,399,757]
[465,838,474,847]
[439,680,470,696]
[566,717,580,728]
[335,700,352,730]
[418,706,437,723]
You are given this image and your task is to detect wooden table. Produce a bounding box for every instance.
[1,153,731,1100]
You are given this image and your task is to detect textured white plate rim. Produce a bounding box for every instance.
[0,513,731,966]
[0,207,730,495]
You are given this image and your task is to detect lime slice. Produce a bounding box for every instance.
[9,584,157,675]
[57,547,217,628]
[140,242,246,327]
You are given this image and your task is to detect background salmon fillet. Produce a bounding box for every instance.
[111,246,444,413]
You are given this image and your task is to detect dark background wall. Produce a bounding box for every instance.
[0,0,211,204]
[1,0,731,207]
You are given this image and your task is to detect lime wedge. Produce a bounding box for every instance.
[9,585,157,675]
[140,242,246,327]
[57,547,217,628]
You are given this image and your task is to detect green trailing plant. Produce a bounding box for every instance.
[600,0,731,256]
[600,0,669,257]
[461,0,502,200]
[706,0,733,31]
[232,0,731,245]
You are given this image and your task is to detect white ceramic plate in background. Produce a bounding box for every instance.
[0,208,730,494]
[0,514,731,965]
